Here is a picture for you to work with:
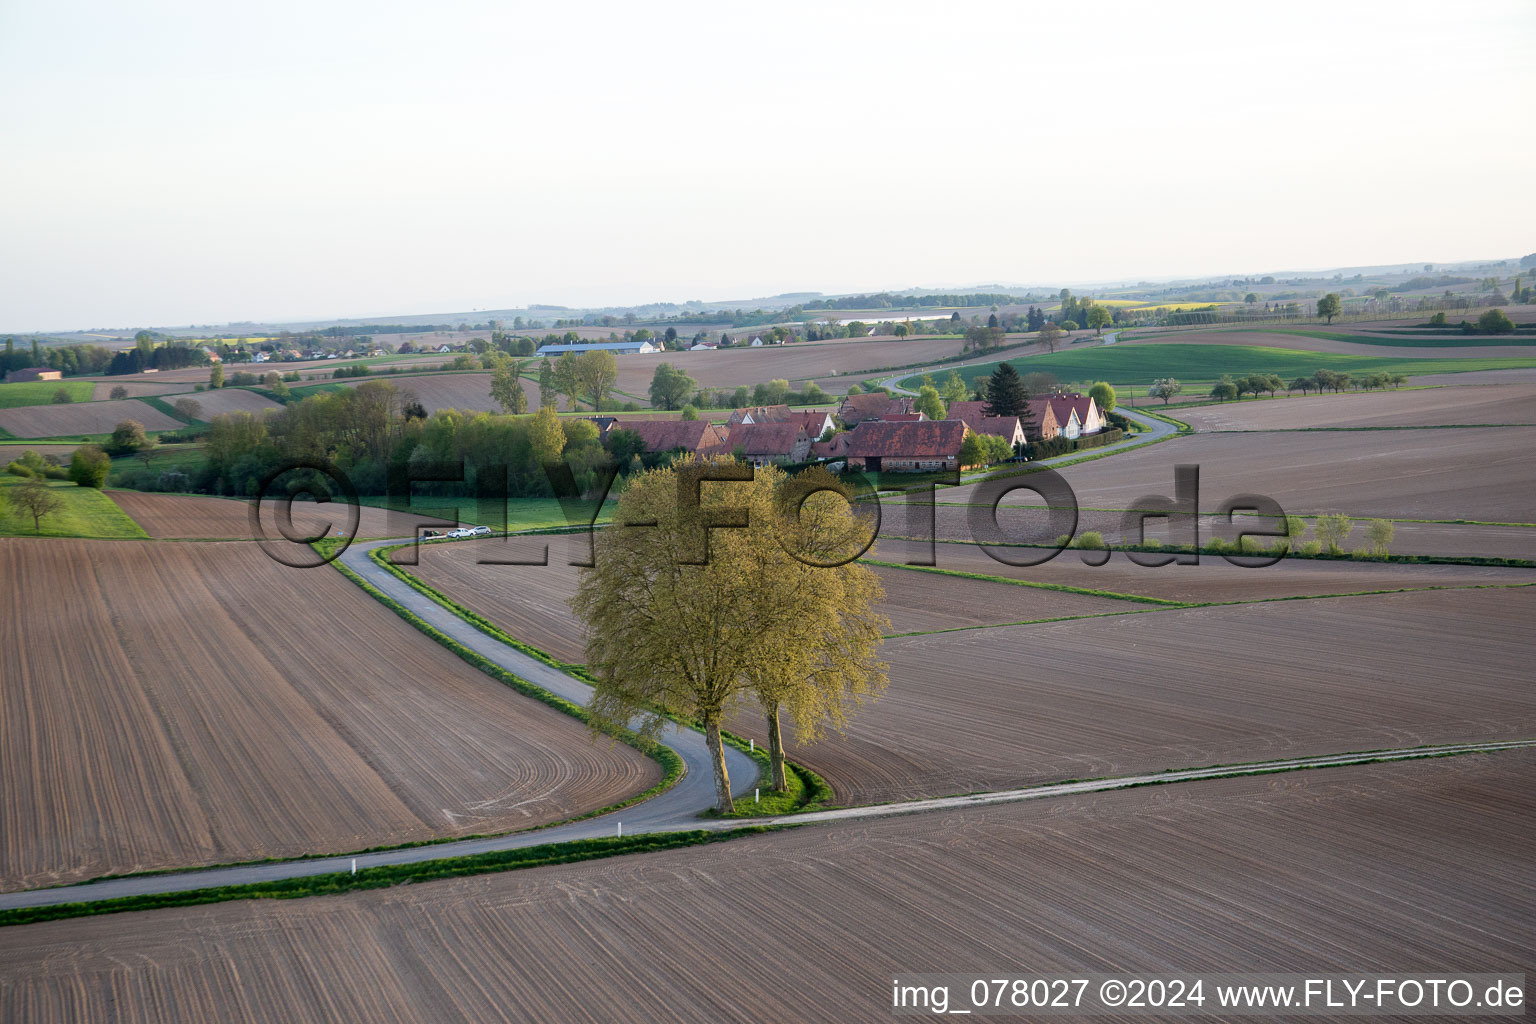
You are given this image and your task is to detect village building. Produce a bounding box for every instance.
[624,419,730,458]
[535,340,660,356]
[3,367,63,383]
[837,392,917,426]
[726,422,811,468]
[843,419,968,472]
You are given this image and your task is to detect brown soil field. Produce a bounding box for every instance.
[338,372,553,414]
[883,502,1536,559]
[401,541,1133,662]
[938,427,1536,521]
[89,380,187,399]
[869,537,1536,602]
[3,752,1529,1023]
[0,399,181,438]
[1172,384,1536,430]
[607,336,969,394]
[1413,367,1536,385]
[1121,328,1536,359]
[0,444,78,462]
[0,539,657,890]
[161,388,283,418]
[107,492,455,540]
[733,586,1536,805]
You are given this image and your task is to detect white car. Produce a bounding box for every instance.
[445,528,472,539]
[466,525,492,537]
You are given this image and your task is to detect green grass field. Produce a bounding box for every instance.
[0,477,149,538]
[1253,328,1536,348]
[0,380,96,408]
[357,495,618,531]
[923,344,1536,391]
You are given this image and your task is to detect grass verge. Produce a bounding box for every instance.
[0,829,770,928]
[0,477,150,539]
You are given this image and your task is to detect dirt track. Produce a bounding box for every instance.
[2,751,1528,1023]
[0,539,658,890]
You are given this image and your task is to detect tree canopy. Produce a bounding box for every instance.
[981,363,1029,417]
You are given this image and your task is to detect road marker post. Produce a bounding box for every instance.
[351,858,357,875]
[617,821,622,837]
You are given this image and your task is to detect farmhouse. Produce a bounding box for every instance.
[726,422,811,468]
[4,367,62,383]
[844,419,968,472]
[963,416,1027,448]
[1037,392,1103,439]
[625,419,729,457]
[727,404,792,426]
[535,340,660,356]
[838,392,917,426]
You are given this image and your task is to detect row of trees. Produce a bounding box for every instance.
[1207,369,1409,401]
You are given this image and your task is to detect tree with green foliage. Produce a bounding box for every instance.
[537,358,556,408]
[172,397,203,422]
[572,460,886,812]
[1289,376,1315,396]
[12,477,63,533]
[1087,381,1116,412]
[1209,376,1238,402]
[680,404,699,420]
[51,387,73,404]
[528,404,566,467]
[1036,321,1064,353]
[1316,293,1343,324]
[1245,292,1259,304]
[490,361,528,413]
[1365,518,1395,557]
[104,420,152,458]
[109,385,129,400]
[648,362,697,410]
[1086,305,1113,334]
[730,385,750,407]
[940,369,969,406]
[1315,513,1353,554]
[1476,308,1515,334]
[69,445,111,488]
[843,384,862,396]
[981,362,1028,417]
[1147,378,1182,405]
[914,384,945,421]
[209,363,224,389]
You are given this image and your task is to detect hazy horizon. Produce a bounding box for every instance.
[3,0,1532,332]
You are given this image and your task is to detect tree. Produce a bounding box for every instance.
[1316,293,1343,324]
[537,358,556,408]
[172,397,203,422]
[981,363,1028,417]
[940,370,969,406]
[50,387,73,404]
[1147,378,1182,405]
[109,385,129,400]
[1429,311,1447,326]
[1476,308,1516,334]
[572,461,887,812]
[1037,321,1064,353]
[104,420,152,458]
[649,363,697,410]
[489,361,528,414]
[1209,376,1238,402]
[1365,518,1395,557]
[69,445,110,488]
[209,363,224,389]
[1087,381,1116,412]
[680,404,699,420]
[574,350,619,409]
[1290,376,1315,396]
[914,385,945,421]
[1059,319,1080,333]
[843,384,862,396]
[13,477,63,533]
[262,371,289,399]
[528,405,566,467]
[1314,513,1353,554]
[1245,292,1259,304]
[1086,305,1113,334]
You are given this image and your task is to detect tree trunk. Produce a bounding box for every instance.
[704,718,734,815]
[765,704,789,792]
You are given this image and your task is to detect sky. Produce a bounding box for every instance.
[2,0,1532,331]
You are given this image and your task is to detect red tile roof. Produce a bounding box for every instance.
[944,400,989,423]
[626,419,729,455]
[725,422,805,456]
[838,392,915,423]
[845,419,968,458]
